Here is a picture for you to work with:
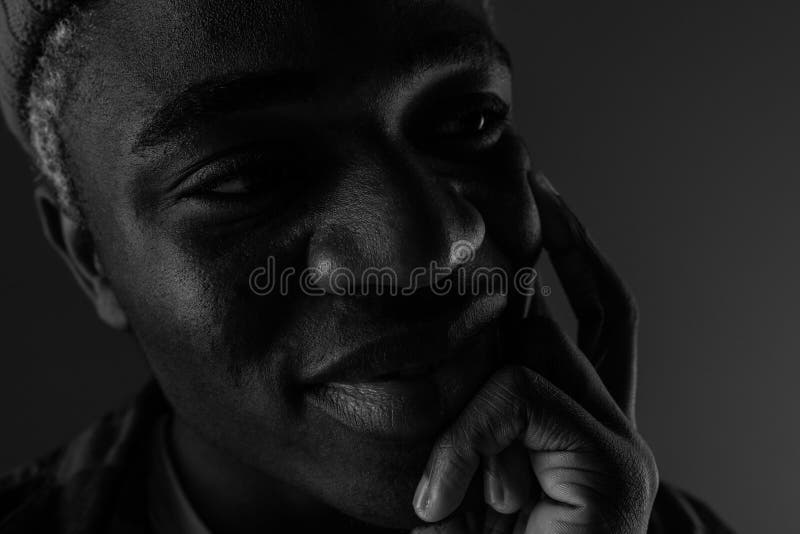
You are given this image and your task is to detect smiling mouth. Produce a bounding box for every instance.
[301,293,507,387]
[304,324,500,441]
[301,297,505,440]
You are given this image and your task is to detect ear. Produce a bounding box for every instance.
[34,184,129,330]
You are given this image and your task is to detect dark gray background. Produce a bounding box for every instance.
[2,4,798,532]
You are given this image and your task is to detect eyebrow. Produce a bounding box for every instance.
[133,31,512,153]
[398,29,512,76]
[133,71,317,152]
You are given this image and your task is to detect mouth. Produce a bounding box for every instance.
[371,360,446,381]
[303,330,464,386]
[302,294,506,440]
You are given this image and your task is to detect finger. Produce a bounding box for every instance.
[528,171,638,419]
[512,290,627,432]
[483,441,531,514]
[414,365,598,523]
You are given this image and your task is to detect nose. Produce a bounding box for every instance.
[307,139,485,294]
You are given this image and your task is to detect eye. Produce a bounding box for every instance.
[416,93,511,155]
[205,175,253,195]
[438,106,498,138]
[196,165,293,201]
[175,151,296,206]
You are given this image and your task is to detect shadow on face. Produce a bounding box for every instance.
[44,0,542,529]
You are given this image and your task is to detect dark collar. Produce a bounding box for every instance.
[0,380,168,534]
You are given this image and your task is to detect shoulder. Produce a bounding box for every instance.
[0,382,167,533]
[649,481,736,533]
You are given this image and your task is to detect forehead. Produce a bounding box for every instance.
[66,0,496,170]
[79,0,492,97]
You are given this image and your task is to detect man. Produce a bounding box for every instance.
[0,1,734,532]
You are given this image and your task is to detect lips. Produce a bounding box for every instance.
[303,329,454,386]
[301,293,506,387]
[299,293,507,440]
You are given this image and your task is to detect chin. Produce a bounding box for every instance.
[297,429,436,529]
[286,325,502,528]
[310,437,486,531]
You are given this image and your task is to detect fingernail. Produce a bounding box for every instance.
[533,171,559,197]
[413,473,432,517]
[484,471,505,508]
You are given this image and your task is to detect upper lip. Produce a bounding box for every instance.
[305,330,452,385]
[302,294,505,386]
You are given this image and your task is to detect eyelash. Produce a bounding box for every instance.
[416,92,511,155]
[178,154,288,203]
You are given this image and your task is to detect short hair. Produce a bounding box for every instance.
[27,8,88,219]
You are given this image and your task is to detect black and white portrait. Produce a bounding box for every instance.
[1,2,796,533]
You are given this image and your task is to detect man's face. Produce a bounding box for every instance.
[62,0,540,527]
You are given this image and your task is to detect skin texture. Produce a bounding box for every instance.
[35,1,657,532]
[411,173,657,533]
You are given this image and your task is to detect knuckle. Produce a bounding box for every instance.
[438,433,475,476]
[591,428,659,533]
[493,364,530,385]
[481,366,534,423]
[465,365,546,445]
[616,434,659,522]
[490,365,536,400]
[638,439,660,500]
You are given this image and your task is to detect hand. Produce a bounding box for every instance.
[411,172,658,533]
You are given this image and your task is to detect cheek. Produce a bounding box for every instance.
[98,217,309,418]
[116,237,229,360]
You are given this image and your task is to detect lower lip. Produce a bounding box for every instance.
[304,327,499,441]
